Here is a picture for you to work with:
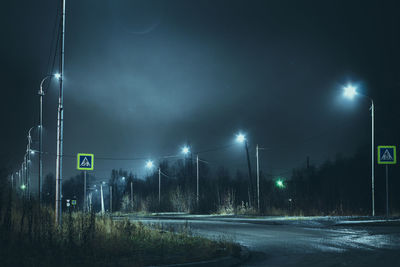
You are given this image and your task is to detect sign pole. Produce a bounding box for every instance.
[386,165,389,218]
[84,171,87,212]
[377,145,396,218]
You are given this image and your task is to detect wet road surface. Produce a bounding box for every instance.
[120,215,400,266]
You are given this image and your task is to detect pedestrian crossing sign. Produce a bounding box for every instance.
[377,146,396,164]
[77,153,94,170]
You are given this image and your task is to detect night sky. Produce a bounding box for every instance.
[1,0,399,186]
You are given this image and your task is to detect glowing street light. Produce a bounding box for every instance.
[182,146,190,155]
[145,160,154,169]
[342,82,375,216]
[236,133,246,143]
[343,84,357,99]
[20,184,26,190]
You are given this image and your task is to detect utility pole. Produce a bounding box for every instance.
[55,0,66,226]
[256,145,265,212]
[158,167,161,205]
[245,140,254,207]
[196,155,199,206]
[256,145,260,212]
[109,185,112,213]
[130,181,133,209]
[371,100,375,217]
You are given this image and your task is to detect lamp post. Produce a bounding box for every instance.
[55,0,66,226]
[236,133,254,207]
[343,84,375,216]
[27,126,36,199]
[145,160,161,204]
[38,74,60,204]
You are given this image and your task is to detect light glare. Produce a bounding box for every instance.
[343,84,357,99]
[182,146,190,154]
[145,160,154,169]
[236,133,246,143]
[276,179,285,189]
[54,73,61,79]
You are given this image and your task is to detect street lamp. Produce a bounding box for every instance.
[145,160,161,205]
[26,126,37,199]
[145,160,154,169]
[236,133,246,144]
[235,132,254,207]
[182,146,190,155]
[38,73,61,204]
[343,83,375,216]
[343,84,357,99]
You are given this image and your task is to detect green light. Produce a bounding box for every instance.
[275,179,285,189]
[20,184,26,190]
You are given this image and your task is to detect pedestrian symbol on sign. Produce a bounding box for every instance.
[377,146,396,164]
[381,150,393,161]
[80,157,91,167]
[77,153,94,170]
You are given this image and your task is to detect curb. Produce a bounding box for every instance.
[149,246,250,267]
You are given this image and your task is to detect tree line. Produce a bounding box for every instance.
[40,147,399,216]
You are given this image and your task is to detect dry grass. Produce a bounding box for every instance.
[0,195,240,267]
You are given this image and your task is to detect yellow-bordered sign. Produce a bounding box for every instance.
[377,146,396,165]
[77,153,94,170]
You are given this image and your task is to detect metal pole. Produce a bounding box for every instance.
[158,167,161,205]
[27,138,31,199]
[245,141,254,207]
[55,0,66,226]
[109,185,112,213]
[130,181,133,209]
[196,155,199,206]
[24,156,28,198]
[38,76,49,204]
[371,100,375,217]
[83,171,87,212]
[100,184,104,214]
[256,144,260,212]
[386,165,389,218]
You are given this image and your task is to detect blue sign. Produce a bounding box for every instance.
[377,146,396,165]
[77,153,94,170]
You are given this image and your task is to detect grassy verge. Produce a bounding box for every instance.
[0,197,240,267]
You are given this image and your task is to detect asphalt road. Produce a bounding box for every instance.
[121,215,400,266]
